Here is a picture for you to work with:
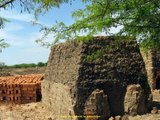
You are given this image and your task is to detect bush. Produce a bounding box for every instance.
[7,62,47,68]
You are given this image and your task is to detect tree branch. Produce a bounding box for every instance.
[126,25,160,29]
[0,0,15,8]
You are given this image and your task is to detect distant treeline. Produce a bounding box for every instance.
[3,62,47,68]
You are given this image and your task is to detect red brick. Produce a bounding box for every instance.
[0,74,44,104]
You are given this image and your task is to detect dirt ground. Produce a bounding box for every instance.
[0,102,55,120]
[0,91,160,120]
[0,67,46,76]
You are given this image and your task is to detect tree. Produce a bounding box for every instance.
[0,39,9,68]
[0,62,5,70]
[35,0,160,50]
[0,0,160,49]
[0,39,9,52]
[37,62,45,67]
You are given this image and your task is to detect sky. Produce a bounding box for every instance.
[0,1,87,65]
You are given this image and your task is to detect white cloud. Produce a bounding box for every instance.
[0,9,34,22]
[0,24,52,48]
[0,30,24,46]
[3,24,24,32]
[32,20,52,27]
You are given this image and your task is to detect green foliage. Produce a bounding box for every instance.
[0,16,9,29]
[4,62,47,68]
[35,0,160,50]
[33,0,64,20]
[37,62,46,67]
[84,37,128,62]
[0,39,10,52]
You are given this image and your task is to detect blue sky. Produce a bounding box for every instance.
[0,1,87,65]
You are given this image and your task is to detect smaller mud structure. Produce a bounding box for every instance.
[0,74,43,104]
[42,36,152,120]
[141,50,160,90]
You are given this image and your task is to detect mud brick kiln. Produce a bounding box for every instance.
[42,36,152,120]
[0,74,43,104]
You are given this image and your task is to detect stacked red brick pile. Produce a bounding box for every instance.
[0,74,44,104]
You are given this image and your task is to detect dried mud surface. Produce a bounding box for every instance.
[0,102,55,120]
[0,91,160,120]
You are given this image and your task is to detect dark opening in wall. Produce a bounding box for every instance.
[16,90,18,94]
[156,76,160,89]
[2,97,6,100]
[2,90,5,94]
[36,89,42,101]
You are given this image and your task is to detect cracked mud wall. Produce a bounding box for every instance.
[141,49,160,90]
[141,50,155,90]
[42,41,82,119]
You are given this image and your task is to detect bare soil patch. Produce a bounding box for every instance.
[0,102,55,120]
[0,67,46,76]
[0,91,160,120]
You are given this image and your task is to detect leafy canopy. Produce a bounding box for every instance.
[35,0,160,49]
